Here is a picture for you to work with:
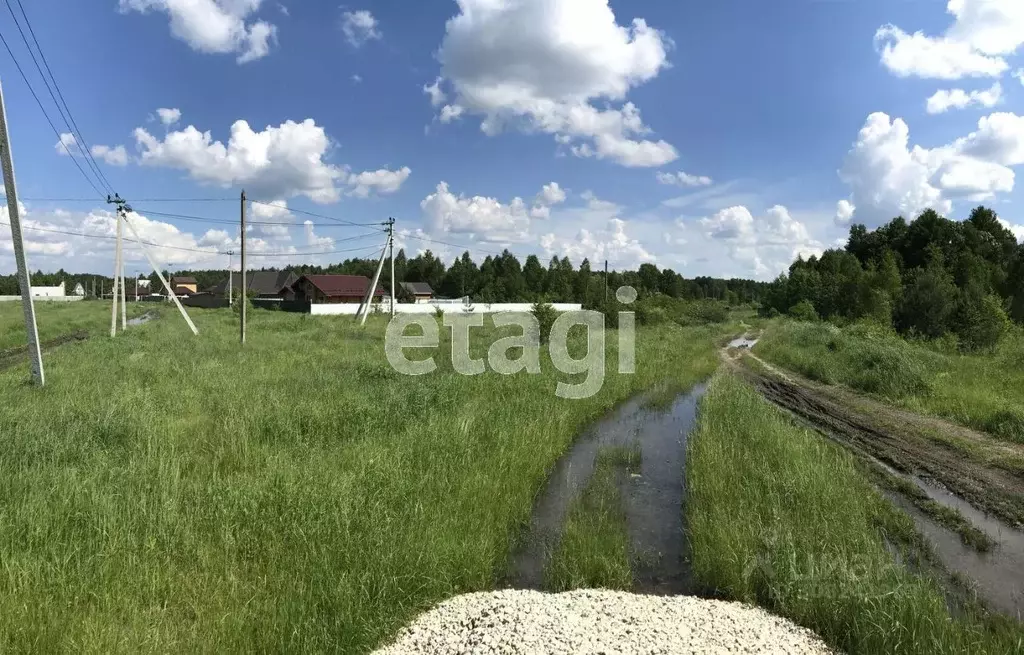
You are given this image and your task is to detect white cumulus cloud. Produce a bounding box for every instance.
[131,112,411,202]
[430,0,677,168]
[119,0,277,64]
[91,144,129,166]
[926,82,1002,113]
[874,0,1024,80]
[837,111,1023,225]
[157,107,182,126]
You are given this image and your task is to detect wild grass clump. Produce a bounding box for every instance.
[544,448,632,592]
[687,374,1023,654]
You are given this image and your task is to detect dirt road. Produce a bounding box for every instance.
[723,342,1024,529]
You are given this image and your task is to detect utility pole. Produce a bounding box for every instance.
[388,217,395,317]
[109,203,123,337]
[227,250,233,305]
[240,190,246,345]
[358,241,389,326]
[0,78,44,385]
[118,202,199,335]
[120,239,127,329]
[604,259,609,304]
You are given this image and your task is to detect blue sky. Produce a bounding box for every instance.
[1,0,1023,280]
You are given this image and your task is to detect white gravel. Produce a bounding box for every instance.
[374,589,832,654]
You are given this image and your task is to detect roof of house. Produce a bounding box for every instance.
[401,281,434,295]
[171,276,198,285]
[295,274,384,298]
[209,271,299,296]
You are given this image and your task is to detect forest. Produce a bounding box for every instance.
[0,252,766,310]
[761,206,1024,351]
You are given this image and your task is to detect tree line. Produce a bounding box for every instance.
[761,206,1023,351]
[2,251,764,309]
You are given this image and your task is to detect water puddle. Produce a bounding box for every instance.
[127,311,157,327]
[872,458,1024,619]
[727,337,759,349]
[508,382,708,594]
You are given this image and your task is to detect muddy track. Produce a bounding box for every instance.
[733,359,1024,529]
[0,330,89,372]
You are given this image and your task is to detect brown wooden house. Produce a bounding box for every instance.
[289,275,385,304]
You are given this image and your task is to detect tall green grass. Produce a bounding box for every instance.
[544,448,634,592]
[0,299,148,351]
[756,320,1024,444]
[687,374,1023,654]
[0,306,724,653]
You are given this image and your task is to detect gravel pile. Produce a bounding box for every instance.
[374,589,831,654]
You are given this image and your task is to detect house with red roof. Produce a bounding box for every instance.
[289,275,386,304]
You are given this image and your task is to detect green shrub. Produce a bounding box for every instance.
[953,293,1009,353]
[787,299,819,322]
[531,302,558,344]
[684,300,728,325]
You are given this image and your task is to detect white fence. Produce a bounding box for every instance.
[0,295,84,303]
[310,302,583,316]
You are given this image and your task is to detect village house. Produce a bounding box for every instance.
[209,271,300,301]
[400,282,435,304]
[289,275,384,304]
[169,276,198,293]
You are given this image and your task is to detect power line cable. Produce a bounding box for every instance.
[0,27,105,198]
[403,234,507,258]
[4,0,113,194]
[132,206,388,231]
[21,197,237,203]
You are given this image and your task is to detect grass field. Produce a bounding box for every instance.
[755,319,1024,444]
[0,299,149,351]
[687,374,1023,654]
[0,304,725,653]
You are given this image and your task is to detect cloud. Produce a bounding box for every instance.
[1016,69,1024,85]
[351,74,362,84]
[541,218,653,267]
[834,199,856,226]
[656,171,713,187]
[420,181,532,243]
[874,0,1024,80]
[90,145,129,166]
[431,0,677,168]
[157,107,182,126]
[341,9,381,47]
[56,134,127,166]
[926,82,1002,113]
[131,111,411,202]
[54,132,81,156]
[837,111,1021,225]
[423,77,446,107]
[537,182,567,206]
[346,167,411,198]
[697,204,823,278]
[118,0,277,64]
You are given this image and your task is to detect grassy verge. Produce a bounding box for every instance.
[755,320,1024,444]
[0,305,727,653]
[687,373,1023,655]
[0,299,149,351]
[544,448,634,592]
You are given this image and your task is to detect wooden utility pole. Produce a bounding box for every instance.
[388,217,395,317]
[0,78,44,385]
[240,190,246,344]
